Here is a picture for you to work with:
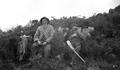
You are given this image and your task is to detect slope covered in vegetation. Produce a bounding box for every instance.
[0,5,120,70]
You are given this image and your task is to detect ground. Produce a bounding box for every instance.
[11,56,120,70]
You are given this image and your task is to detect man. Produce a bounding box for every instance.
[64,26,94,64]
[70,26,94,63]
[32,17,55,59]
[66,26,82,64]
[18,31,31,61]
[77,26,94,39]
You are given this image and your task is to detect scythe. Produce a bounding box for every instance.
[66,40,86,63]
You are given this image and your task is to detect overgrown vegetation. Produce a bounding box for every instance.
[0,5,120,70]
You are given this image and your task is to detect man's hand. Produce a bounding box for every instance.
[37,40,42,45]
[43,42,47,45]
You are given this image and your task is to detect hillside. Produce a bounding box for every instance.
[0,5,120,70]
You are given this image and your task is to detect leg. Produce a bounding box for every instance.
[44,44,51,58]
[29,42,39,61]
[31,42,39,55]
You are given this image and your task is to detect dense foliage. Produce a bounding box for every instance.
[0,5,120,70]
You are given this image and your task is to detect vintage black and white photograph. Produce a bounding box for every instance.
[0,0,120,70]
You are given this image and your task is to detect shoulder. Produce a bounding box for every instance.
[48,25,53,28]
[37,26,42,30]
[48,25,54,29]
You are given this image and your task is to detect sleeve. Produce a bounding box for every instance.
[64,30,70,41]
[34,27,41,42]
[46,25,55,43]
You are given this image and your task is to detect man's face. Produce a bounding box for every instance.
[42,19,48,25]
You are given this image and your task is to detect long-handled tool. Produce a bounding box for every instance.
[66,40,86,63]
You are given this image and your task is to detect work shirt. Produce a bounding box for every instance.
[34,24,55,43]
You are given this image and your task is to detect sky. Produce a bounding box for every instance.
[0,0,120,31]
